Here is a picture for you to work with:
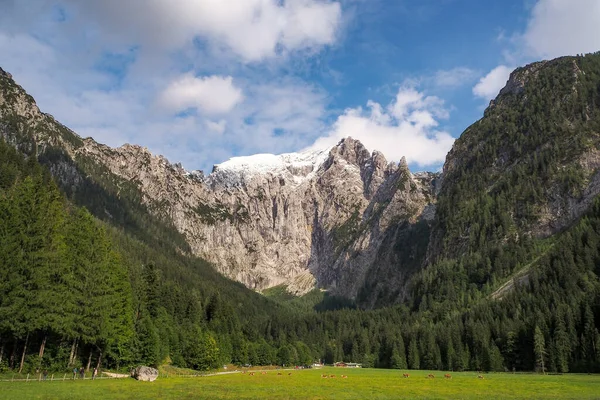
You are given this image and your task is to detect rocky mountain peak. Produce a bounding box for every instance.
[0,67,12,79]
[498,61,548,98]
[328,136,371,165]
[208,146,331,190]
[0,66,438,304]
[323,137,401,199]
[73,134,435,301]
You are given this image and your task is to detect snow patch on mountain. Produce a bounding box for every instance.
[208,147,332,187]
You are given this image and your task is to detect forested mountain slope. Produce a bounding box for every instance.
[0,66,436,307]
[414,53,600,310]
[0,136,301,373]
[0,53,599,375]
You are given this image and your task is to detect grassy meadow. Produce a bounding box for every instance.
[1,367,599,400]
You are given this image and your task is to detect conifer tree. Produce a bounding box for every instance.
[534,326,546,374]
[553,316,571,373]
[408,339,420,370]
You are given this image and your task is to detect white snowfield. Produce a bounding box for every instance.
[208,147,332,187]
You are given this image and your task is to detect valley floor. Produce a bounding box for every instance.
[1,367,599,399]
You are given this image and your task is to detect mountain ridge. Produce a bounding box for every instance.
[3,52,600,310]
[0,68,436,306]
[2,53,600,374]
[73,133,436,305]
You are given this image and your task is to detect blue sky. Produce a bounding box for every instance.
[0,0,599,172]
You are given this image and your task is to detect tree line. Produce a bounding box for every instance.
[0,53,599,375]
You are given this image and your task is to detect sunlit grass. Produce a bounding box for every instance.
[1,367,599,399]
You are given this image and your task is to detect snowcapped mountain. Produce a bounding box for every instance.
[70,136,437,305]
[0,66,438,305]
[208,147,332,187]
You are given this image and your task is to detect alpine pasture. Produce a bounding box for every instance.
[1,368,599,399]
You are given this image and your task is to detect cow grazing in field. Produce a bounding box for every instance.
[261,372,267,375]
[277,372,282,375]
[330,375,336,378]
[477,375,484,379]
[341,375,347,379]
[402,373,410,378]
[288,373,292,376]
[321,374,328,378]
[249,372,255,376]
[427,374,435,379]
[444,374,452,379]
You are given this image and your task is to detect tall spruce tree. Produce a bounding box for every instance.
[534,326,546,374]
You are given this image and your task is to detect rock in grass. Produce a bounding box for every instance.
[131,366,159,382]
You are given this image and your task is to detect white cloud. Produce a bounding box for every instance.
[205,119,227,134]
[1,1,462,173]
[64,0,342,62]
[159,74,243,115]
[472,65,513,100]
[0,28,330,171]
[222,79,329,155]
[434,67,478,88]
[472,1,600,102]
[308,86,455,167]
[523,0,600,59]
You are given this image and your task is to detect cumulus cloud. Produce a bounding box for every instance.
[523,0,600,59]
[473,1,600,103]
[159,74,243,115]
[0,25,330,171]
[0,0,460,172]
[64,0,342,61]
[308,86,455,167]
[472,65,513,100]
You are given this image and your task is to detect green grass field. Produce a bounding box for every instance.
[1,368,599,400]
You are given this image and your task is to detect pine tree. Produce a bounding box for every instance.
[553,316,571,373]
[534,326,546,374]
[446,339,456,371]
[504,331,517,371]
[277,343,291,366]
[582,304,598,371]
[186,329,220,371]
[488,342,504,372]
[390,342,407,369]
[0,177,69,372]
[408,339,420,370]
[135,315,160,367]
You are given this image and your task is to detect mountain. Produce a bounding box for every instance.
[414,54,600,309]
[74,136,437,306]
[2,54,600,309]
[1,53,600,374]
[0,68,436,307]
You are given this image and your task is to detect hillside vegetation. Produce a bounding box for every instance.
[0,54,599,375]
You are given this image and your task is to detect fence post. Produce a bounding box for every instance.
[51,374,54,381]
[63,373,66,381]
[26,373,29,382]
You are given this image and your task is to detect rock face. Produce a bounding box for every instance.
[75,137,436,304]
[131,366,159,382]
[0,68,436,305]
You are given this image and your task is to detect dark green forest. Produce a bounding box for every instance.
[0,53,600,375]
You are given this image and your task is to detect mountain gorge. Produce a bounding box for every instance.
[1,53,600,374]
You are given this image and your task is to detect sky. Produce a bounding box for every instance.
[0,0,599,173]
